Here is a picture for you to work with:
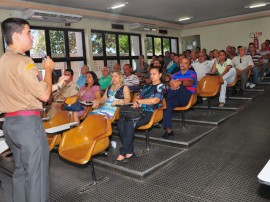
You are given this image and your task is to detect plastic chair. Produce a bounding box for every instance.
[196,75,223,114]
[59,114,112,192]
[137,99,166,152]
[79,106,93,121]
[173,94,197,130]
[43,111,74,151]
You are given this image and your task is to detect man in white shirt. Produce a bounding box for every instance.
[123,64,140,92]
[211,50,237,107]
[232,46,254,95]
[192,52,212,81]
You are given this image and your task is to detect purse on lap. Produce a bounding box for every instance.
[119,106,145,121]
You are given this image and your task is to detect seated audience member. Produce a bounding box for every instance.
[91,71,130,118]
[76,65,89,88]
[209,51,214,60]
[167,54,180,75]
[166,52,176,70]
[202,48,210,60]
[179,54,186,63]
[136,55,148,75]
[232,46,254,95]
[190,51,199,64]
[99,66,111,90]
[123,64,140,92]
[149,55,158,68]
[192,52,212,81]
[164,51,172,68]
[47,69,79,118]
[185,49,191,58]
[113,63,121,72]
[231,46,238,58]
[196,47,201,56]
[247,42,263,88]
[211,50,237,107]
[237,45,242,55]
[73,71,101,122]
[158,55,165,67]
[116,66,166,162]
[162,58,197,139]
[265,39,270,51]
[210,49,219,65]
[259,43,270,76]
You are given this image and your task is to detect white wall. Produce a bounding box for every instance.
[180,16,270,52]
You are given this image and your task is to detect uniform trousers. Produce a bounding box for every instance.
[3,115,50,202]
[163,86,192,129]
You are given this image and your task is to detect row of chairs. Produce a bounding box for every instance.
[43,74,243,191]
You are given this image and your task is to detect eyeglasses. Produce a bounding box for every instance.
[240,58,242,63]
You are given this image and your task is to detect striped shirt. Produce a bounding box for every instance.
[248,52,261,66]
[171,70,197,94]
[123,74,140,86]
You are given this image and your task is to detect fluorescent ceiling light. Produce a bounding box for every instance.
[178,17,192,22]
[245,2,269,8]
[110,2,128,9]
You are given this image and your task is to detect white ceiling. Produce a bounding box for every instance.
[20,0,270,24]
[1,0,270,29]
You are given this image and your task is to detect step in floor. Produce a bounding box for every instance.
[172,109,237,126]
[94,137,186,180]
[195,98,250,111]
[134,122,217,148]
[225,90,263,100]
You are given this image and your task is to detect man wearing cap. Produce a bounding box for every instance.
[0,18,65,202]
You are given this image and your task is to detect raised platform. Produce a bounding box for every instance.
[228,90,263,100]
[94,137,186,180]
[135,122,216,148]
[195,98,249,111]
[172,109,237,126]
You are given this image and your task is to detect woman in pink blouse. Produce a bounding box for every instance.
[73,71,101,122]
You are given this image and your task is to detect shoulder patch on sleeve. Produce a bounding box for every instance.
[26,63,35,71]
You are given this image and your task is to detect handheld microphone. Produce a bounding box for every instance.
[38,50,57,76]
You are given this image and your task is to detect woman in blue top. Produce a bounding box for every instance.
[116,66,166,162]
[91,71,130,118]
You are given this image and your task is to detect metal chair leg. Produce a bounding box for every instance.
[145,129,150,152]
[181,111,187,130]
[79,160,108,193]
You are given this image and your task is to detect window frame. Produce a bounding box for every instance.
[146,35,179,59]
[29,26,87,68]
[91,30,142,68]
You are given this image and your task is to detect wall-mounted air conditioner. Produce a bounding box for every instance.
[129,23,157,31]
[21,8,82,23]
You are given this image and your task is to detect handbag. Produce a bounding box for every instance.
[63,96,84,111]
[119,106,145,121]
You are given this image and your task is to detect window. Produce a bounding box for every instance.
[146,35,179,59]
[91,30,142,71]
[30,27,86,82]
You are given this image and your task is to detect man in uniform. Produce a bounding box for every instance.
[0,18,65,202]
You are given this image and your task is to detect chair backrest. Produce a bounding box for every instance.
[137,98,166,130]
[59,114,112,164]
[43,111,73,128]
[196,75,223,97]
